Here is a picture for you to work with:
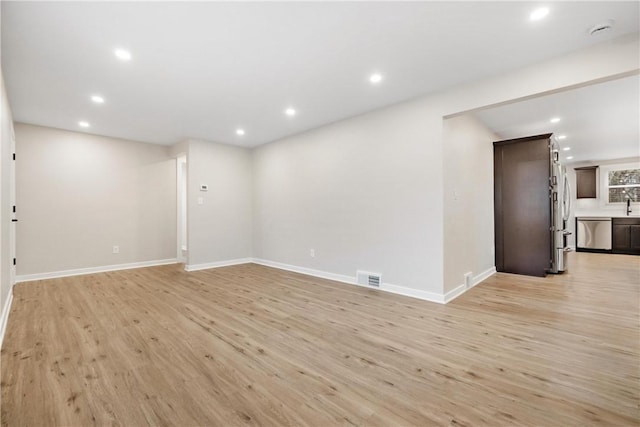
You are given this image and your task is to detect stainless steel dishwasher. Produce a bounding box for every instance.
[576,218,612,250]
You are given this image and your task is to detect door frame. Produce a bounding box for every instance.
[176,154,187,263]
[9,125,16,284]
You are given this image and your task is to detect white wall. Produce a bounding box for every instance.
[15,124,177,275]
[186,139,252,267]
[13,127,253,276]
[253,101,440,292]
[252,34,639,299]
[1,70,15,321]
[443,115,497,293]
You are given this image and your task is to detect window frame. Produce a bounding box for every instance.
[607,168,640,204]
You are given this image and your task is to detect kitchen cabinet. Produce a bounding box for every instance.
[494,134,552,276]
[612,218,640,255]
[575,166,597,199]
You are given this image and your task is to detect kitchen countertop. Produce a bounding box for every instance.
[575,215,640,219]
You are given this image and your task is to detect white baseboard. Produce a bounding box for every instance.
[15,258,179,283]
[382,282,447,304]
[474,266,497,286]
[0,287,14,349]
[185,258,252,272]
[252,258,447,304]
[251,258,355,285]
[444,283,467,303]
[444,266,497,303]
[11,255,497,306]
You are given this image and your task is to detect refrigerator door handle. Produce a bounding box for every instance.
[563,172,571,222]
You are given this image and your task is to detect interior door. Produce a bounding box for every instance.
[494,135,551,277]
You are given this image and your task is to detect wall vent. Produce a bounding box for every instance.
[357,270,382,287]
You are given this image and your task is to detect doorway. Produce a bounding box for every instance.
[176,155,187,263]
[9,126,16,283]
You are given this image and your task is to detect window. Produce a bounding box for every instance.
[608,169,640,203]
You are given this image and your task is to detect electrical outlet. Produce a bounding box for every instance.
[310,249,315,257]
[113,246,120,254]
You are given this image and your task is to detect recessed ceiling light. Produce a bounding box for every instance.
[91,95,105,104]
[285,108,296,117]
[566,156,574,160]
[550,117,561,123]
[563,147,571,151]
[369,73,383,84]
[530,7,549,21]
[236,129,245,136]
[557,135,567,140]
[114,48,132,61]
[78,121,90,128]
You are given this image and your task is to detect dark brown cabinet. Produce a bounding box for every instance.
[575,166,597,199]
[612,218,640,255]
[494,134,552,277]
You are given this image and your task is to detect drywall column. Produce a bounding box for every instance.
[442,115,497,295]
[185,139,253,269]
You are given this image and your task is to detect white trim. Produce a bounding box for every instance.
[11,256,497,306]
[15,259,179,283]
[605,164,640,205]
[443,283,467,303]
[252,258,448,304]
[176,155,188,263]
[252,258,354,285]
[473,266,497,287]
[445,266,497,303]
[382,282,447,304]
[185,258,252,272]
[0,287,14,349]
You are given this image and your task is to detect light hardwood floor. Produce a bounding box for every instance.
[1,252,639,426]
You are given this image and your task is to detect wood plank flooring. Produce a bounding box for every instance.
[2,252,639,426]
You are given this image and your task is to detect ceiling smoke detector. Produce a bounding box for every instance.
[589,19,614,36]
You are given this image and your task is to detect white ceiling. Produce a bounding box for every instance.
[474,74,640,164]
[2,2,639,147]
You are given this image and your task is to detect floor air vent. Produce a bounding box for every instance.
[357,270,382,287]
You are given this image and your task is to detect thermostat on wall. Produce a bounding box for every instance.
[200,184,208,191]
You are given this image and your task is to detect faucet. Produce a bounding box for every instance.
[628,198,632,216]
